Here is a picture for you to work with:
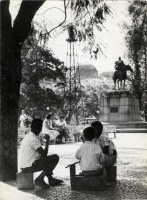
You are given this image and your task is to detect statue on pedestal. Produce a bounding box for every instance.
[113,57,133,90]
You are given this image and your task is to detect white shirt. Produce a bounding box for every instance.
[75,141,104,171]
[18,132,41,169]
[55,119,67,127]
[42,119,50,134]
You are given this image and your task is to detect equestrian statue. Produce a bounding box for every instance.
[113,57,133,90]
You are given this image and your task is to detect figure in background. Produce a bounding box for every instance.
[42,114,60,141]
[19,110,27,128]
[53,115,71,143]
[18,118,63,189]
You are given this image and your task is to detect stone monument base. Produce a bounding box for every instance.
[100,91,142,122]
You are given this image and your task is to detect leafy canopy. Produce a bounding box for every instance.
[20,27,67,119]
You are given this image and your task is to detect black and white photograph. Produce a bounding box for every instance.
[0,0,147,199]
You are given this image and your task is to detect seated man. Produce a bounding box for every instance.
[18,118,63,189]
[91,121,117,169]
[53,115,71,143]
[75,127,105,176]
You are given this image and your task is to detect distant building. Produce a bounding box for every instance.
[78,64,114,89]
[79,64,98,79]
[39,64,114,91]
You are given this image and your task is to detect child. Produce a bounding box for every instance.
[91,121,117,168]
[75,127,105,176]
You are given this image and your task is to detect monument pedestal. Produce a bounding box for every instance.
[100,91,142,122]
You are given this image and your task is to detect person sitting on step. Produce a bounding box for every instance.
[52,115,71,143]
[18,118,63,189]
[54,115,71,143]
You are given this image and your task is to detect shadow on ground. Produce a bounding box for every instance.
[1,178,147,200]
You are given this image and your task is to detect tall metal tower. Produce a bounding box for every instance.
[64,25,82,124]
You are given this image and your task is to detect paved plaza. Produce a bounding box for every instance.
[0,133,147,200]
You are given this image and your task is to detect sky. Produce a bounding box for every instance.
[9,0,132,73]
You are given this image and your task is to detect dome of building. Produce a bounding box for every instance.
[79,64,98,79]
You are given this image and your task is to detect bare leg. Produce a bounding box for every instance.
[117,80,120,90]
[124,80,125,90]
[114,80,116,90]
[120,81,122,90]
[73,134,77,142]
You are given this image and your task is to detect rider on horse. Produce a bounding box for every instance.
[114,57,127,79]
[113,57,133,90]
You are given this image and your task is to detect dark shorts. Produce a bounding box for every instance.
[82,168,105,176]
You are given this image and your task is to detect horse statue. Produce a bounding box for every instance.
[113,64,133,90]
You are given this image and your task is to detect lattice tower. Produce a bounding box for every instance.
[64,25,82,124]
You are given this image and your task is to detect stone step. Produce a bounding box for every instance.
[108,121,147,129]
[116,128,147,133]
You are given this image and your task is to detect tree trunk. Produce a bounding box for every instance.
[0,1,22,181]
[0,0,45,181]
[0,47,21,181]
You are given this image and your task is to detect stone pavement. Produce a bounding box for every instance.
[0,133,147,200]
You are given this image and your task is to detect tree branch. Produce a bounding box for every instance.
[36,7,65,15]
[13,0,45,46]
[47,0,67,36]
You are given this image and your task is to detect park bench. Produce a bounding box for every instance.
[103,124,116,138]
[66,162,117,191]
[67,123,116,142]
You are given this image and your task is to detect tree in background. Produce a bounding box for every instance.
[20,27,66,120]
[0,0,110,180]
[81,84,110,119]
[125,1,147,110]
[100,71,113,79]
[59,0,111,57]
[82,88,100,118]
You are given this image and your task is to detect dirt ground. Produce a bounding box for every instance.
[0,133,147,200]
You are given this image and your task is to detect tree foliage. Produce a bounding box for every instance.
[80,83,110,119]
[20,27,67,119]
[70,0,111,57]
[38,0,111,58]
[125,1,147,109]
